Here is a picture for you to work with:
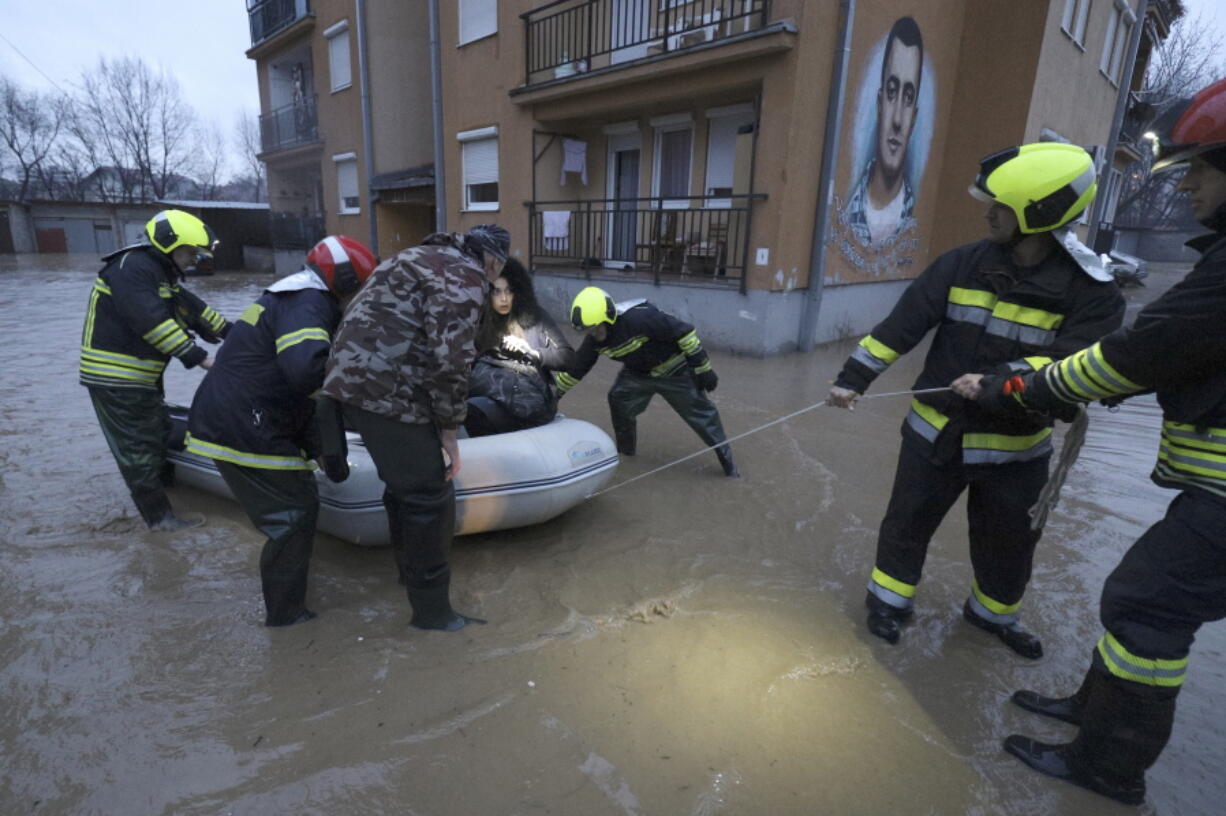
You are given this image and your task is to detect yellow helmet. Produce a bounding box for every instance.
[146,209,219,257]
[968,143,1097,234]
[569,286,616,330]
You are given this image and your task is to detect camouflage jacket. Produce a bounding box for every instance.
[321,233,488,428]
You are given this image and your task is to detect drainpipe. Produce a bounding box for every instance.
[1086,0,1148,253]
[797,0,855,352]
[428,0,448,232]
[356,0,379,252]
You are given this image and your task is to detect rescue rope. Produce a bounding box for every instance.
[1027,405,1089,531]
[585,387,952,499]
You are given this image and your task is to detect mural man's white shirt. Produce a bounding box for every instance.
[865,185,906,246]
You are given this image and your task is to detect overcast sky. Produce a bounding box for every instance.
[0,0,1223,178]
[0,0,259,173]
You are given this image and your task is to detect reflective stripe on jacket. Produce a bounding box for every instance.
[187,286,339,469]
[79,246,229,390]
[835,239,1125,465]
[557,301,712,393]
[1028,233,1226,497]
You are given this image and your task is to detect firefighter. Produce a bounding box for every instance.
[320,225,511,632]
[80,209,230,531]
[558,286,738,478]
[968,77,1226,806]
[185,236,378,627]
[828,143,1126,656]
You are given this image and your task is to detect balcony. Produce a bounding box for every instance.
[248,0,312,49]
[259,95,320,155]
[270,210,326,250]
[521,0,771,87]
[527,194,764,292]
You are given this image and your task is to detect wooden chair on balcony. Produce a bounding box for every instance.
[635,210,686,276]
[685,221,729,276]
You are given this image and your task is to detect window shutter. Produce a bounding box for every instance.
[464,138,499,186]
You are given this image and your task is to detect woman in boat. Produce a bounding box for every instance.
[465,257,576,436]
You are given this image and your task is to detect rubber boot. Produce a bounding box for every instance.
[132,487,204,532]
[261,529,315,627]
[614,423,637,456]
[865,591,912,645]
[715,445,740,478]
[407,583,487,632]
[962,599,1043,659]
[1011,668,1096,726]
[1005,678,1174,806]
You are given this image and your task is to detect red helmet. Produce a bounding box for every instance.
[1151,76,1226,172]
[306,235,378,297]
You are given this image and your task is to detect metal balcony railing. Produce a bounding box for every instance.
[270,211,326,250]
[527,194,765,291]
[248,0,312,47]
[521,0,770,86]
[259,94,319,154]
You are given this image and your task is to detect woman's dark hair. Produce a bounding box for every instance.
[475,257,542,352]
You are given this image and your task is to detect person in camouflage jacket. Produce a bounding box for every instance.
[320,225,510,631]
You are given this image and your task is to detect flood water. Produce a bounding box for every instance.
[2,254,1223,815]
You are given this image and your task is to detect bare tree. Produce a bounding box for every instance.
[192,123,228,200]
[234,110,266,202]
[1116,11,1226,229]
[72,56,201,203]
[0,77,68,202]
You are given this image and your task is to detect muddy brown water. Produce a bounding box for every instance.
[1,254,1222,815]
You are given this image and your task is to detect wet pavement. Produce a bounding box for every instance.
[1,253,1223,815]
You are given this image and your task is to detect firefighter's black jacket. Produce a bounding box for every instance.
[186,282,340,470]
[79,245,230,390]
[835,239,1125,464]
[1024,232,1226,498]
[556,300,712,393]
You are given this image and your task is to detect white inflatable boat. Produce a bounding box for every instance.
[165,409,618,545]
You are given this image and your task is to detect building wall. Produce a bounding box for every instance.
[366,0,433,176]
[439,0,1144,354]
[313,0,369,243]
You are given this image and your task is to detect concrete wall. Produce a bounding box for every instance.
[1115,228,1203,263]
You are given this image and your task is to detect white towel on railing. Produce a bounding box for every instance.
[560,139,588,185]
[543,210,570,251]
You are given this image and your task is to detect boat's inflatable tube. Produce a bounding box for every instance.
[165,409,618,545]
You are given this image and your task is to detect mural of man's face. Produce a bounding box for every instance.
[875,41,922,183]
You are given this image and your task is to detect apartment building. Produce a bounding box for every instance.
[437,0,1170,354]
[245,0,436,273]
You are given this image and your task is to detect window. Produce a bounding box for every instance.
[1061,0,1092,46]
[459,127,499,211]
[704,104,755,208]
[325,20,352,92]
[459,0,497,46]
[650,113,693,209]
[1100,1,1133,85]
[1104,167,1124,223]
[334,153,360,214]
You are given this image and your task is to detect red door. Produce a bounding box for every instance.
[36,228,68,253]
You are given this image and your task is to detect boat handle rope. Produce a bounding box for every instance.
[585,386,952,499]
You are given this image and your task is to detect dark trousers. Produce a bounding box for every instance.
[1093,489,1226,697]
[875,436,1049,608]
[88,385,172,500]
[345,406,455,592]
[607,368,729,449]
[216,461,318,626]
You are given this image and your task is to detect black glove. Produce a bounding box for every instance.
[314,395,350,483]
[975,374,1029,416]
[694,369,718,393]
